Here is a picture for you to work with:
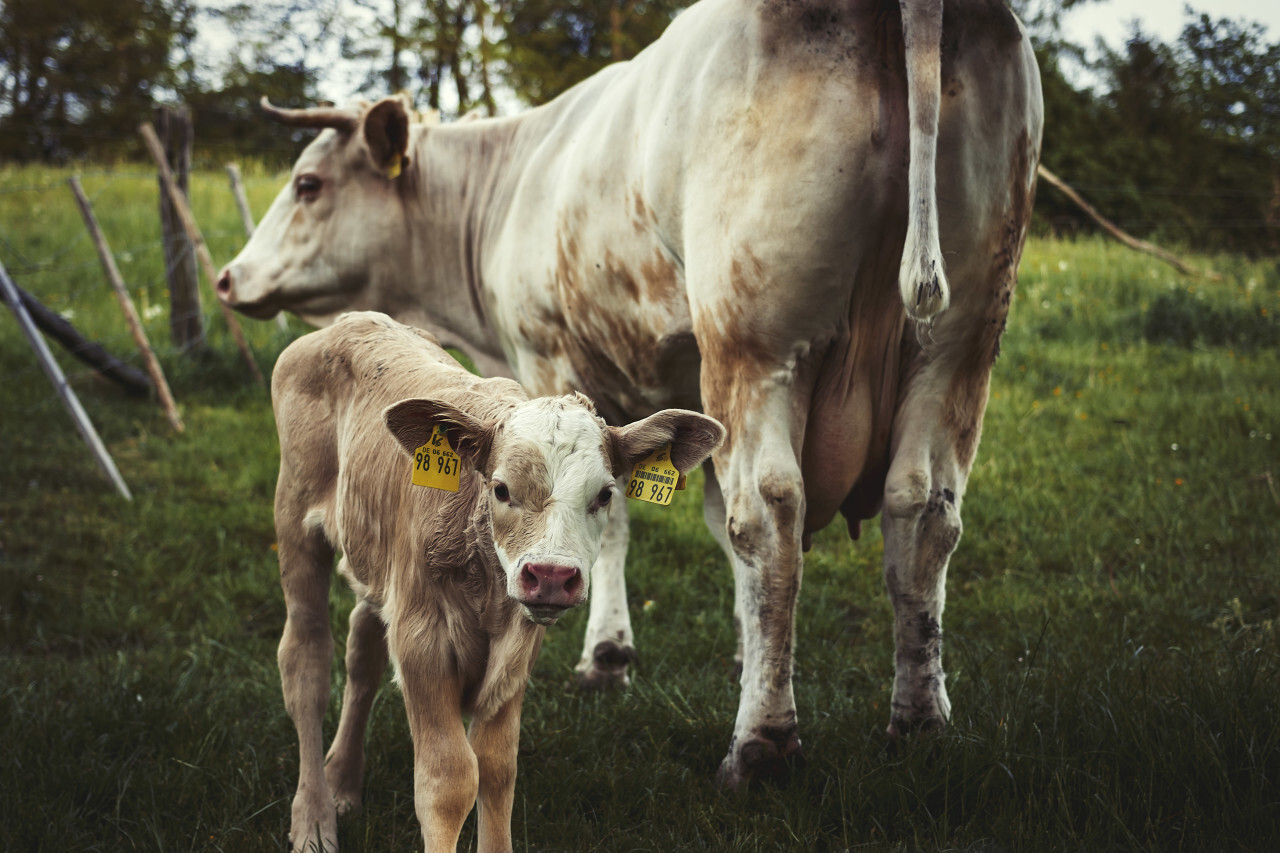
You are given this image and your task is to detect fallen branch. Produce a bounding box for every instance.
[1036,165,1220,281]
[10,281,151,397]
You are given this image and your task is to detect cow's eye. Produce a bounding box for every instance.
[493,483,510,503]
[295,174,322,201]
[596,486,613,507]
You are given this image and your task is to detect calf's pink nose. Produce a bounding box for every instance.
[519,563,583,607]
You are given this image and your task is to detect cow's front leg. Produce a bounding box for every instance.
[276,525,338,852]
[468,687,526,853]
[704,393,807,788]
[880,370,978,737]
[325,592,388,815]
[575,491,637,688]
[398,642,478,853]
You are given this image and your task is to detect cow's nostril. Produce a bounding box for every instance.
[216,269,232,296]
[563,571,582,597]
[520,566,539,596]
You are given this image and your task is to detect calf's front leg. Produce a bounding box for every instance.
[469,688,527,853]
[398,634,479,852]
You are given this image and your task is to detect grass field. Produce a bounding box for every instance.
[1,164,1278,851]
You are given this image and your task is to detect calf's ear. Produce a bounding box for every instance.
[362,96,411,179]
[384,398,495,474]
[608,410,726,477]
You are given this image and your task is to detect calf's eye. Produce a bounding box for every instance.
[494,483,510,503]
[597,487,613,506]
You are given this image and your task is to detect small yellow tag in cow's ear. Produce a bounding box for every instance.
[411,425,460,491]
[626,443,678,506]
[384,152,402,180]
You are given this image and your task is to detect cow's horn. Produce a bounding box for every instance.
[259,97,359,132]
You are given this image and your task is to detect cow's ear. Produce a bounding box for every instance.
[608,410,726,477]
[362,96,411,179]
[384,398,495,474]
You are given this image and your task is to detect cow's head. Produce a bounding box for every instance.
[216,96,422,324]
[385,393,725,625]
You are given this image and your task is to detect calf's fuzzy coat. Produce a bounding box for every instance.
[270,312,724,852]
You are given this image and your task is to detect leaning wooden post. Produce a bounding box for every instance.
[139,122,266,388]
[225,163,287,331]
[0,258,133,500]
[68,176,185,433]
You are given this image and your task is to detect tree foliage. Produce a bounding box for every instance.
[501,0,688,105]
[1035,12,1280,253]
[0,0,196,160]
[0,0,1277,253]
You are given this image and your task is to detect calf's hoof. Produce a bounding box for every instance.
[715,728,805,789]
[575,640,638,690]
[290,790,338,853]
[289,822,337,853]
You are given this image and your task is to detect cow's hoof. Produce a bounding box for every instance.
[715,729,805,789]
[575,640,637,690]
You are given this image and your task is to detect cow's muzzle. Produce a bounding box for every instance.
[517,562,584,624]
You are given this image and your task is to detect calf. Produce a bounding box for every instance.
[271,312,723,852]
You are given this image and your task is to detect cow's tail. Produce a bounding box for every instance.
[897,0,948,323]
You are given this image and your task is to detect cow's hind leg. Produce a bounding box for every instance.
[325,591,388,815]
[698,370,808,787]
[880,360,988,737]
[277,517,339,852]
[575,494,637,688]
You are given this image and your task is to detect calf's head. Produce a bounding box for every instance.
[216,96,420,324]
[386,393,724,624]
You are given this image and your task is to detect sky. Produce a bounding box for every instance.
[1061,0,1279,51]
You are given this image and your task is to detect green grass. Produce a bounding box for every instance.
[2,165,1278,851]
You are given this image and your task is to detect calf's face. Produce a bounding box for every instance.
[386,393,725,624]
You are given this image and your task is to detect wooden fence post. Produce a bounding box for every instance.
[155,106,204,351]
[139,122,266,388]
[225,163,287,331]
[69,176,185,433]
[0,258,133,500]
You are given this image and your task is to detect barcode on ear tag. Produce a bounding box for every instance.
[627,443,678,506]
[411,425,461,491]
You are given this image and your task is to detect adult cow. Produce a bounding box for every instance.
[219,0,1043,787]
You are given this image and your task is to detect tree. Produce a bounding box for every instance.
[184,1,338,163]
[499,0,688,105]
[0,0,196,161]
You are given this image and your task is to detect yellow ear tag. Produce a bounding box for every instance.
[627,443,679,506]
[384,152,402,180]
[411,425,460,491]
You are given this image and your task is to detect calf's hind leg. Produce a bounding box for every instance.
[325,591,388,815]
[276,518,339,852]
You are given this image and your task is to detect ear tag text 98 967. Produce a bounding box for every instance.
[627,443,681,506]
[411,425,461,492]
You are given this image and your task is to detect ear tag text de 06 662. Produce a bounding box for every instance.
[411,425,460,492]
[627,443,680,506]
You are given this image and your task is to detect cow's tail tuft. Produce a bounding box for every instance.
[897,0,948,324]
